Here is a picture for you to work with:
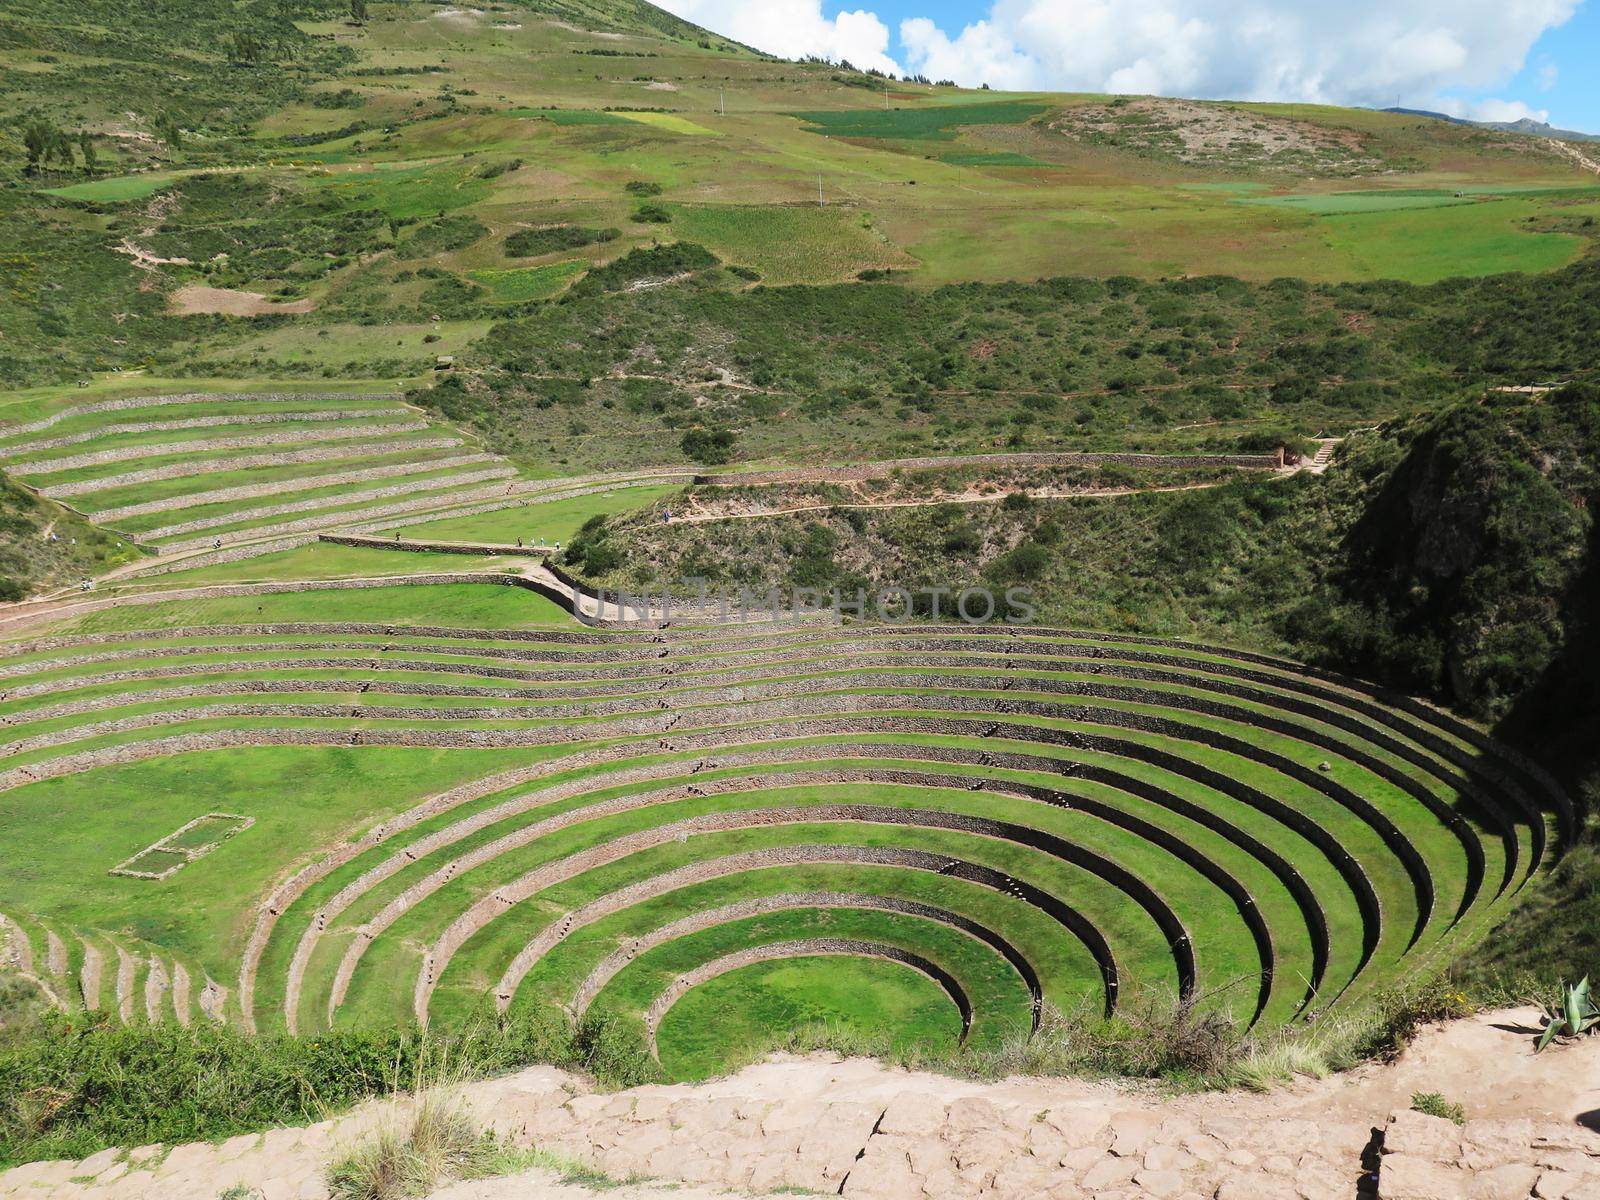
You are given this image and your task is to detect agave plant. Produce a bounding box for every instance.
[1534,977,1600,1052]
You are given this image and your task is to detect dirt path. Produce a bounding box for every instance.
[670,481,1228,524]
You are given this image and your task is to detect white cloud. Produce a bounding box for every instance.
[1538,62,1560,91]
[893,0,1578,113]
[654,0,901,75]
[1456,97,1551,123]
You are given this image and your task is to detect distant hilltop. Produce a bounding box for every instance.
[1382,107,1600,143]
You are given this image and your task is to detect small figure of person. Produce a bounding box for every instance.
[213,537,222,549]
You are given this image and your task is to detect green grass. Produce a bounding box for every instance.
[657,955,964,1079]
[41,172,182,202]
[791,101,1050,141]
[395,484,682,543]
[665,205,913,284]
[0,745,549,979]
[132,542,536,586]
[1242,190,1481,214]
[54,582,571,633]
[1322,199,1583,282]
[466,261,587,303]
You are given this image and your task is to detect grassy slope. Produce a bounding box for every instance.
[1,0,1596,393]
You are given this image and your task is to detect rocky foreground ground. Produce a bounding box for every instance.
[2,1008,1597,1200]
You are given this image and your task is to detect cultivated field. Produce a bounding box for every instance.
[0,572,1567,1079]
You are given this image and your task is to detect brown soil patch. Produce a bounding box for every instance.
[1048,98,1387,174]
[167,286,317,316]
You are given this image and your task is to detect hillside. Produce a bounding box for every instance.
[0,0,1597,393]
[1,0,1598,1185]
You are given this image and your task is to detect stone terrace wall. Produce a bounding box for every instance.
[694,449,1283,486]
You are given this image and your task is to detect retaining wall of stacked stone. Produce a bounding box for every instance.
[0,630,1557,858]
[692,450,1283,486]
[565,887,1043,1023]
[410,801,1197,1026]
[43,438,463,497]
[2,408,414,457]
[10,424,431,476]
[160,480,537,553]
[144,468,519,541]
[346,475,699,539]
[93,453,502,523]
[0,392,404,439]
[316,534,553,557]
[130,535,321,576]
[9,681,1419,959]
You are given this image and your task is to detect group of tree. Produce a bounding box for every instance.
[18,115,97,176]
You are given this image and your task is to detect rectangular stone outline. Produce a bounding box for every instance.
[111,813,256,880]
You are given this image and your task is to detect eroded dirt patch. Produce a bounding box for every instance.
[167,286,317,316]
[1048,98,1389,174]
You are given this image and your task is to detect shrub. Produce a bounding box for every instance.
[327,1084,498,1200]
[0,1009,652,1167]
[1410,1092,1466,1124]
[623,180,662,196]
[631,204,671,224]
[503,225,618,257]
[681,426,735,465]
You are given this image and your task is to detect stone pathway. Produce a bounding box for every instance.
[2,1009,1598,1200]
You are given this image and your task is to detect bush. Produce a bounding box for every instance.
[631,204,671,224]
[1411,1092,1466,1124]
[0,1009,652,1167]
[503,225,618,257]
[680,425,735,465]
[566,242,717,296]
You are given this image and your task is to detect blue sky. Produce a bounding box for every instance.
[664,0,1599,132]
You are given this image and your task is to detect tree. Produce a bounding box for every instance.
[350,0,368,23]
[20,115,58,174]
[680,426,736,465]
[155,114,183,154]
[76,131,97,177]
[230,32,264,65]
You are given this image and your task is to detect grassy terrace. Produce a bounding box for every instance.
[0,388,560,561]
[0,582,1560,1078]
